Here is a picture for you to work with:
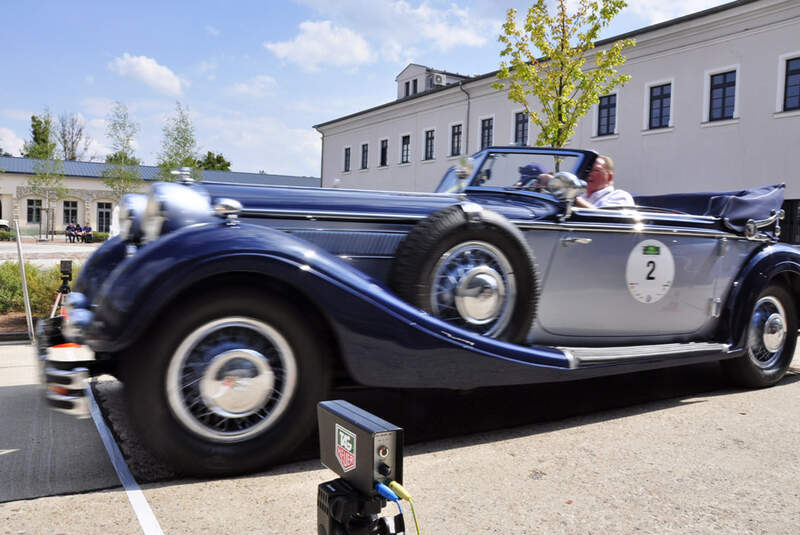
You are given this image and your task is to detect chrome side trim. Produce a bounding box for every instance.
[246,208,755,240]
[243,208,427,221]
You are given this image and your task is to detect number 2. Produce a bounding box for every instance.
[646,260,656,280]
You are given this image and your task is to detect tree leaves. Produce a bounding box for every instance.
[495,0,634,147]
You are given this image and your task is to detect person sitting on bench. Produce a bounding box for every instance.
[65,222,75,243]
[82,222,93,243]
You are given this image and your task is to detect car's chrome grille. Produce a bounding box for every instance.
[288,230,406,256]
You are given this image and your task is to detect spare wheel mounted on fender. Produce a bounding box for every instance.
[390,204,539,344]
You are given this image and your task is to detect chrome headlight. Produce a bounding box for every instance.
[547,172,586,202]
[141,182,213,244]
[118,194,148,243]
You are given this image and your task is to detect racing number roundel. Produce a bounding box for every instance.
[625,239,674,304]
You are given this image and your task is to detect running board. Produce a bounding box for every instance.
[560,342,731,367]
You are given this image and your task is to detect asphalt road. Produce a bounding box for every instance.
[1,342,799,534]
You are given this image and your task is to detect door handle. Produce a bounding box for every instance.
[560,236,592,246]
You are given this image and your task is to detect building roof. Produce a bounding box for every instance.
[0,155,320,187]
[313,0,762,130]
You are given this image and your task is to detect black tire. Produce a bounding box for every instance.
[722,284,797,388]
[122,288,331,476]
[390,205,538,344]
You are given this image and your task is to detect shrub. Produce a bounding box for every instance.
[0,230,14,241]
[0,262,81,316]
[93,232,109,242]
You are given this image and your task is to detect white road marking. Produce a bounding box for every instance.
[0,449,19,456]
[86,382,164,535]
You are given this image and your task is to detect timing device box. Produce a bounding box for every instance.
[318,400,403,497]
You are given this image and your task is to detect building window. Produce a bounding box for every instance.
[344,147,351,172]
[63,200,78,224]
[380,139,388,167]
[424,130,434,160]
[404,81,410,97]
[451,124,462,156]
[709,71,736,121]
[401,135,410,164]
[480,118,493,150]
[97,202,112,233]
[412,79,418,94]
[785,57,800,112]
[514,112,528,145]
[360,143,368,169]
[598,94,616,136]
[649,83,671,129]
[27,199,42,224]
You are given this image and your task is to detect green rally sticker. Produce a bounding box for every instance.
[642,245,660,255]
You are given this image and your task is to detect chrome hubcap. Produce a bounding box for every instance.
[430,241,515,337]
[166,317,297,443]
[198,349,275,417]
[748,296,786,369]
[454,267,505,324]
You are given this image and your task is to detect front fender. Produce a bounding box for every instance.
[85,221,574,389]
[723,243,800,348]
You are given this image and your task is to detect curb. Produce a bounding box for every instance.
[0,332,30,342]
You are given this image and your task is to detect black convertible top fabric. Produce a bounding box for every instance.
[633,184,785,234]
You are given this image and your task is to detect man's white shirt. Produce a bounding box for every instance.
[580,185,634,208]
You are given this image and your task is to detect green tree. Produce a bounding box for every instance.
[21,111,57,159]
[493,0,634,148]
[21,109,66,237]
[101,102,144,200]
[0,146,11,157]
[196,151,231,171]
[56,112,91,160]
[156,102,200,181]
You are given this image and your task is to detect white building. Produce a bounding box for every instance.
[314,0,800,239]
[0,156,319,234]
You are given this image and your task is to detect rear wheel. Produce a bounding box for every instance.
[122,288,330,476]
[723,284,797,388]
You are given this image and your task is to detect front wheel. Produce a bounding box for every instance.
[722,284,797,388]
[122,288,331,476]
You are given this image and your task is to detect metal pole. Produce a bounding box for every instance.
[15,219,35,343]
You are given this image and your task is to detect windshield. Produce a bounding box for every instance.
[435,151,583,194]
[472,152,581,188]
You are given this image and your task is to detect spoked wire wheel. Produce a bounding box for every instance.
[166,316,298,443]
[429,240,516,338]
[747,296,788,369]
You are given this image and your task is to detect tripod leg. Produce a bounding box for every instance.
[50,291,62,318]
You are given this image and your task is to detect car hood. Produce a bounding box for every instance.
[200,182,558,222]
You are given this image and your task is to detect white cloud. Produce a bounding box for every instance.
[293,0,496,62]
[194,111,320,176]
[0,127,24,156]
[108,53,185,96]
[226,75,278,97]
[264,21,376,72]
[205,25,221,37]
[624,0,728,25]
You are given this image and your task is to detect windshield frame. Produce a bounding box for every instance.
[434,147,597,194]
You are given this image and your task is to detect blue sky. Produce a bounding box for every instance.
[0,0,729,177]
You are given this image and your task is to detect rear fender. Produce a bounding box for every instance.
[722,243,800,349]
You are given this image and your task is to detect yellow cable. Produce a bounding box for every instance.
[388,482,421,534]
[408,498,422,535]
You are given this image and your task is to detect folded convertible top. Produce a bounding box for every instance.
[634,184,785,235]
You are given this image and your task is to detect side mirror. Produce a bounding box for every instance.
[455,156,473,180]
[546,172,586,202]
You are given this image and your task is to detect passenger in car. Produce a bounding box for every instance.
[515,163,552,190]
[575,155,633,209]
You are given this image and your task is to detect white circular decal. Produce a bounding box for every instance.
[626,239,674,304]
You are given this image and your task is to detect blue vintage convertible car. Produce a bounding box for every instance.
[37,147,796,476]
